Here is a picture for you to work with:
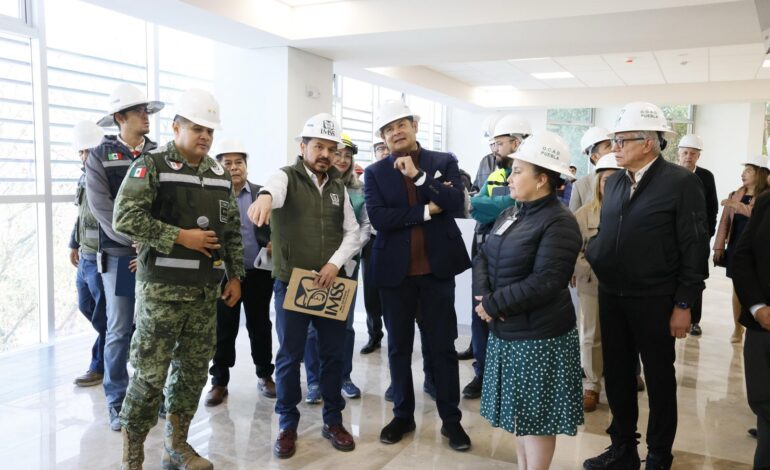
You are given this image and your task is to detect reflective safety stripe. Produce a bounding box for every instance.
[85,229,99,239]
[202,177,231,189]
[158,173,201,185]
[102,160,132,168]
[155,257,200,269]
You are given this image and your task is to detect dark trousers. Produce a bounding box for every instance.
[470,236,489,378]
[361,237,383,341]
[209,269,275,386]
[599,292,677,454]
[75,257,107,374]
[744,328,770,469]
[273,281,346,430]
[380,274,461,424]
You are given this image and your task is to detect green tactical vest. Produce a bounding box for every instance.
[75,173,99,254]
[271,158,346,283]
[137,148,232,287]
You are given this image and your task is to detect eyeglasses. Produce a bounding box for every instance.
[122,105,150,115]
[611,136,646,148]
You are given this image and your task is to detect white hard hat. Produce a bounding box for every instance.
[509,131,575,181]
[373,133,385,147]
[742,154,769,168]
[174,88,222,130]
[215,138,248,159]
[595,153,621,172]
[373,100,420,134]
[97,83,164,127]
[296,113,342,144]
[580,127,611,154]
[482,114,502,143]
[678,134,703,150]
[493,114,532,138]
[611,102,676,137]
[71,120,104,151]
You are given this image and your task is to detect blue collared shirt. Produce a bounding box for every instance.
[236,183,260,269]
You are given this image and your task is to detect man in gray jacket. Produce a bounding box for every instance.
[86,83,163,431]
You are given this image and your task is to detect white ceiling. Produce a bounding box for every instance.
[428,43,769,90]
[85,0,770,108]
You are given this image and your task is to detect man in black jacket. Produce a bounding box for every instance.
[677,134,718,336]
[584,102,709,470]
[206,140,276,406]
[731,188,770,470]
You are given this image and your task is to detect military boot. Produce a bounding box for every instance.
[161,413,213,470]
[120,427,148,470]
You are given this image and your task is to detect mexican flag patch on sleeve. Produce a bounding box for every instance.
[107,152,123,161]
[130,166,147,178]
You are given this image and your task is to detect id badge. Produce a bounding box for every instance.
[494,217,516,236]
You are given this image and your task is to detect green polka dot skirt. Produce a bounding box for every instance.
[480,328,584,436]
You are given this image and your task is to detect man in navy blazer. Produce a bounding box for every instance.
[364,100,472,451]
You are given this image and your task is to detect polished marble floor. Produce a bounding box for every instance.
[0,268,760,469]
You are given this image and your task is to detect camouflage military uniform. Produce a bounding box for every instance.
[113,141,245,435]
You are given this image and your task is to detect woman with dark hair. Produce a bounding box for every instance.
[714,155,770,343]
[474,131,583,469]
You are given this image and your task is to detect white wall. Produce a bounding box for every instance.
[212,45,333,183]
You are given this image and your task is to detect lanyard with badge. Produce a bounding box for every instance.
[493,211,519,236]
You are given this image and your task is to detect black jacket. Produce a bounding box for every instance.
[732,190,770,332]
[694,166,718,237]
[473,193,581,341]
[586,157,709,305]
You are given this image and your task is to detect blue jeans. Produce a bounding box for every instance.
[305,288,356,385]
[76,256,107,373]
[273,280,346,430]
[101,255,136,409]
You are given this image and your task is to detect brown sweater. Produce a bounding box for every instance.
[395,149,432,276]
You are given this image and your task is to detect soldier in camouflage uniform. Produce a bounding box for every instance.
[113,89,244,470]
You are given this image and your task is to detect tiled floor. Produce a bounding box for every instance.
[0,268,759,469]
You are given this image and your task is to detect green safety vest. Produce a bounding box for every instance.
[75,173,99,254]
[270,158,346,283]
[137,150,233,287]
[485,167,510,197]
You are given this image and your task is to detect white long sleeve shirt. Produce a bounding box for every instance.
[261,164,362,272]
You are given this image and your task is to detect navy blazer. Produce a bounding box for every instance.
[364,147,472,287]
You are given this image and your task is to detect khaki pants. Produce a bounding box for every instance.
[578,292,602,392]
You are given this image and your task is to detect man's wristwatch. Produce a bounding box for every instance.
[675,301,690,309]
[258,190,271,197]
[411,170,424,182]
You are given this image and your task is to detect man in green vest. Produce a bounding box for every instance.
[68,120,107,388]
[112,89,244,470]
[248,113,361,459]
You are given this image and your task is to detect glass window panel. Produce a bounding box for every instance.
[547,123,591,178]
[661,105,692,123]
[0,0,20,19]
[0,203,39,352]
[53,202,89,338]
[547,108,593,125]
[0,33,35,196]
[662,122,688,163]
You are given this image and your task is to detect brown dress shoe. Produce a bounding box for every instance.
[322,423,355,452]
[258,377,277,398]
[204,385,228,407]
[583,390,599,412]
[273,429,297,459]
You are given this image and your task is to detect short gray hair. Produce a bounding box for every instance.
[638,131,662,154]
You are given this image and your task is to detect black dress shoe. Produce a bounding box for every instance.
[462,376,482,399]
[584,443,640,469]
[360,333,383,354]
[384,384,394,402]
[456,345,474,360]
[441,422,471,451]
[379,417,416,444]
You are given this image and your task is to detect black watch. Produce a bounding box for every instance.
[411,170,424,182]
[675,301,690,309]
[258,190,271,197]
